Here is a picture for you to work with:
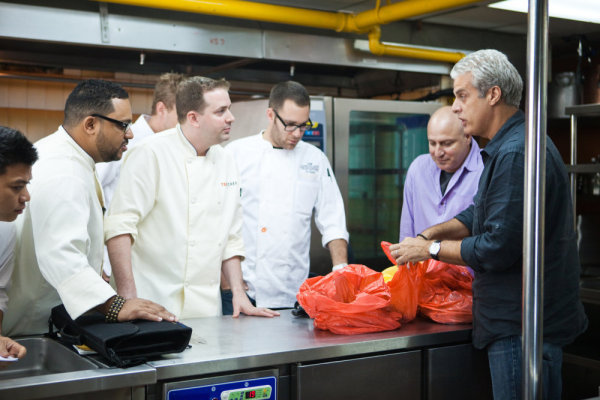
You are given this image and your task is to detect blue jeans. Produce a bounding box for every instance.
[220,289,256,315]
[487,335,563,400]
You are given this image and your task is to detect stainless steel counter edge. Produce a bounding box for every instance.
[0,363,156,399]
[148,310,472,381]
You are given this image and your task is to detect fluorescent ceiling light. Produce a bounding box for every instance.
[489,0,600,24]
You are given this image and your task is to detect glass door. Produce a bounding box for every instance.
[334,99,440,269]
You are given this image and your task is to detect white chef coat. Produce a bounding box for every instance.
[96,114,156,276]
[104,125,245,319]
[226,132,349,308]
[0,221,16,314]
[4,127,116,336]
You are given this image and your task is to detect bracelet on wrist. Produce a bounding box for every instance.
[105,295,126,323]
[332,263,348,271]
[417,233,429,240]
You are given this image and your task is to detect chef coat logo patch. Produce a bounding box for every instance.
[299,163,319,174]
[220,180,238,187]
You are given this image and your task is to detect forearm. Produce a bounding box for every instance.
[106,234,137,298]
[436,240,466,265]
[221,256,245,295]
[421,218,470,241]
[327,239,348,266]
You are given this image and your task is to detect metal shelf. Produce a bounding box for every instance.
[565,103,600,117]
[566,164,600,174]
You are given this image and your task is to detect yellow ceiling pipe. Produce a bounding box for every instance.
[94,0,481,61]
[354,0,486,29]
[368,26,465,63]
[96,0,352,32]
[96,0,483,33]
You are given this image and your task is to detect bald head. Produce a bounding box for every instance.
[427,106,472,173]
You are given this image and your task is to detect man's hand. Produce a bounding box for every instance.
[231,290,279,318]
[118,298,178,322]
[0,335,26,359]
[389,237,431,265]
[97,296,177,323]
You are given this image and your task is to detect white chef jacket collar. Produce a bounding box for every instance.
[176,124,219,161]
[259,130,288,150]
[57,125,96,171]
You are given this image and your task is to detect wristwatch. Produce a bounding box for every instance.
[429,240,442,260]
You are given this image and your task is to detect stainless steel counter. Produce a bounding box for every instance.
[0,312,472,399]
[149,310,472,381]
[0,353,155,400]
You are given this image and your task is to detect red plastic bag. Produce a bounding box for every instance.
[386,262,423,322]
[418,260,473,324]
[380,241,422,322]
[380,241,397,265]
[296,264,403,335]
[381,242,423,322]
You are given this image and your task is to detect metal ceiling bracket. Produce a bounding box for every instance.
[99,2,110,43]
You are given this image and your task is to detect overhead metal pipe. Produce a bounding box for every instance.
[96,0,350,32]
[94,0,480,61]
[522,0,549,398]
[367,26,465,63]
[354,0,486,29]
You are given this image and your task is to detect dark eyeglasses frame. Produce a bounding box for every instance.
[91,113,132,133]
[273,110,312,133]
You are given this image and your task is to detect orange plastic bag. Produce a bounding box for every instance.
[380,241,422,322]
[386,262,423,322]
[418,260,473,324]
[296,264,403,335]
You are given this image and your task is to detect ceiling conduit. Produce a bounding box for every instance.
[94,0,481,63]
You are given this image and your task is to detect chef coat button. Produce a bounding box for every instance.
[189,240,196,246]
[184,281,189,287]
[261,227,267,233]
[218,242,222,247]
[191,197,197,204]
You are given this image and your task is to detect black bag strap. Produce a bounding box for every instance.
[47,308,84,346]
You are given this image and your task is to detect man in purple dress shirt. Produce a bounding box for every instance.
[399,106,483,243]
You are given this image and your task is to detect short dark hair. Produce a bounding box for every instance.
[176,76,231,123]
[63,79,129,127]
[151,73,185,115]
[268,81,310,111]
[0,126,38,175]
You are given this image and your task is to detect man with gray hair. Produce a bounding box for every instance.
[390,49,587,399]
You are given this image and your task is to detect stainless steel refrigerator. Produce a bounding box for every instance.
[229,97,441,274]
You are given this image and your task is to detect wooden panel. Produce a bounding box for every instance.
[0,108,62,142]
[128,87,153,115]
[5,80,27,108]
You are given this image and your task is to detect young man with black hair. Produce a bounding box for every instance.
[0,126,37,357]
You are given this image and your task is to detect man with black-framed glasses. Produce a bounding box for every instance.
[225,81,349,312]
[3,79,176,336]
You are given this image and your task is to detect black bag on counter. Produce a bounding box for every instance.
[48,304,192,368]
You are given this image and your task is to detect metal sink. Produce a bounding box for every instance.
[0,337,99,380]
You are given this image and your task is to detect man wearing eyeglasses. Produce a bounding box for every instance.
[3,79,176,336]
[225,81,349,311]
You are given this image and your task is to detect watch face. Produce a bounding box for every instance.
[429,240,441,257]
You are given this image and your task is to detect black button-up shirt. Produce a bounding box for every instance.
[456,110,587,349]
